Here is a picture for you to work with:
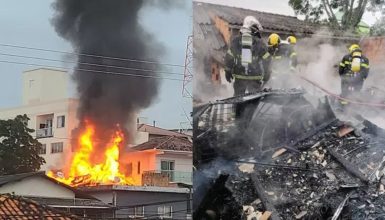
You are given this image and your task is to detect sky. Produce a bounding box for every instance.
[198,0,380,25]
[0,0,192,129]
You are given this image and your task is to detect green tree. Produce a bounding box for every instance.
[288,0,385,31]
[0,115,45,175]
[371,14,385,35]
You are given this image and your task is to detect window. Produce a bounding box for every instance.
[29,79,34,88]
[158,206,172,218]
[57,116,65,128]
[137,161,141,175]
[161,160,175,171]
[51,142,63,153]
[161,160,175,181]
[126,163,133,176]
[134,206,144,217]
[38,144,46,155]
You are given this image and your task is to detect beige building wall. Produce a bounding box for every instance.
[0,68,80,172]
[22,68,69,105]
[134,131,150,145]
[0,99,79,171]
[0,176,75,199]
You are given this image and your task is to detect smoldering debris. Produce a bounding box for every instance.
[194,89,385,219]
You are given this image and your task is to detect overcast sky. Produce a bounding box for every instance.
[197,0,380,25]
[0,1,192,129]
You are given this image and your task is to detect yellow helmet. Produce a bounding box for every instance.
[349,44,360,53]
[268,33,281,46]
[287,36,297,45]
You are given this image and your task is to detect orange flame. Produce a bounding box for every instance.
[48,122,137,186]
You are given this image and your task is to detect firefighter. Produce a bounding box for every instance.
[267,33,297,72]
[286,35,298,68]
[266,33,297,88]
[225,16,272,96]
[338,44,370,105]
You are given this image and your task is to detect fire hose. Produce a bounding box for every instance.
[299,76,385,108]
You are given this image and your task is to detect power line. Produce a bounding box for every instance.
[0,60,184,81]
[0,43,185,68]
[0,52,184,76]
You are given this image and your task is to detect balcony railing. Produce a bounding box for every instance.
[144,170,192,184]
[36,127,53,138]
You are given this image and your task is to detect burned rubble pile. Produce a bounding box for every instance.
[194,90,385,220]
[196,120,385,220]
[252,119,385,220]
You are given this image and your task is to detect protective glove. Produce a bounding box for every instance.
[225,71,233,83]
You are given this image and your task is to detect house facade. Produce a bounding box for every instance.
[81,185,192,219]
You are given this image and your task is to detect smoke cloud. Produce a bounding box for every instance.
[51,0,179,150]
[193,40,234,104]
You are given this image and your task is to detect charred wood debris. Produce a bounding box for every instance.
[193,89,385,220]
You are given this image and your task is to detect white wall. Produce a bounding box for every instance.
[0,99,79,171]
[0,176,75,199]
[156,151,193,172]
[22,68,69,105]
[134,131,150,145]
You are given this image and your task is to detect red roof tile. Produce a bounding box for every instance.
[0,194,79,219]
[132,136,192,152]
[137,124,191,138]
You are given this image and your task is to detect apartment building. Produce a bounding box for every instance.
[0,68,78,171]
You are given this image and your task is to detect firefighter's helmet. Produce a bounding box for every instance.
[349,44,360,53]
[268,33,281,46]
[242,16,263,33]
[287,36,297,45]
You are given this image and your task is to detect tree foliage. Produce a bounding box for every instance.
[0,115,45,175]
[289,0,385,31]
[371,13,385,35]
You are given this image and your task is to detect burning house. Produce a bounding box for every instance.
[1,0,192,219]
[43,0,192,187]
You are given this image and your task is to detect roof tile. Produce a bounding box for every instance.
[132,136,192,152]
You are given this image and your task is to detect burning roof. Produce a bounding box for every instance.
[47,122,136,187]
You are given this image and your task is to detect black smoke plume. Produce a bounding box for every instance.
[51,0,177,152]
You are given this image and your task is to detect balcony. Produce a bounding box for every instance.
[36,127,53,138]
[143,170,192,185]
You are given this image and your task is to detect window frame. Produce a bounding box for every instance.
[57,115,65,128]
[160,160,175,171]
[134,206,144,217]
[51,142,64,154]
[161,160,176,182]
[158,206,172,218]
[38,144,46,155]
